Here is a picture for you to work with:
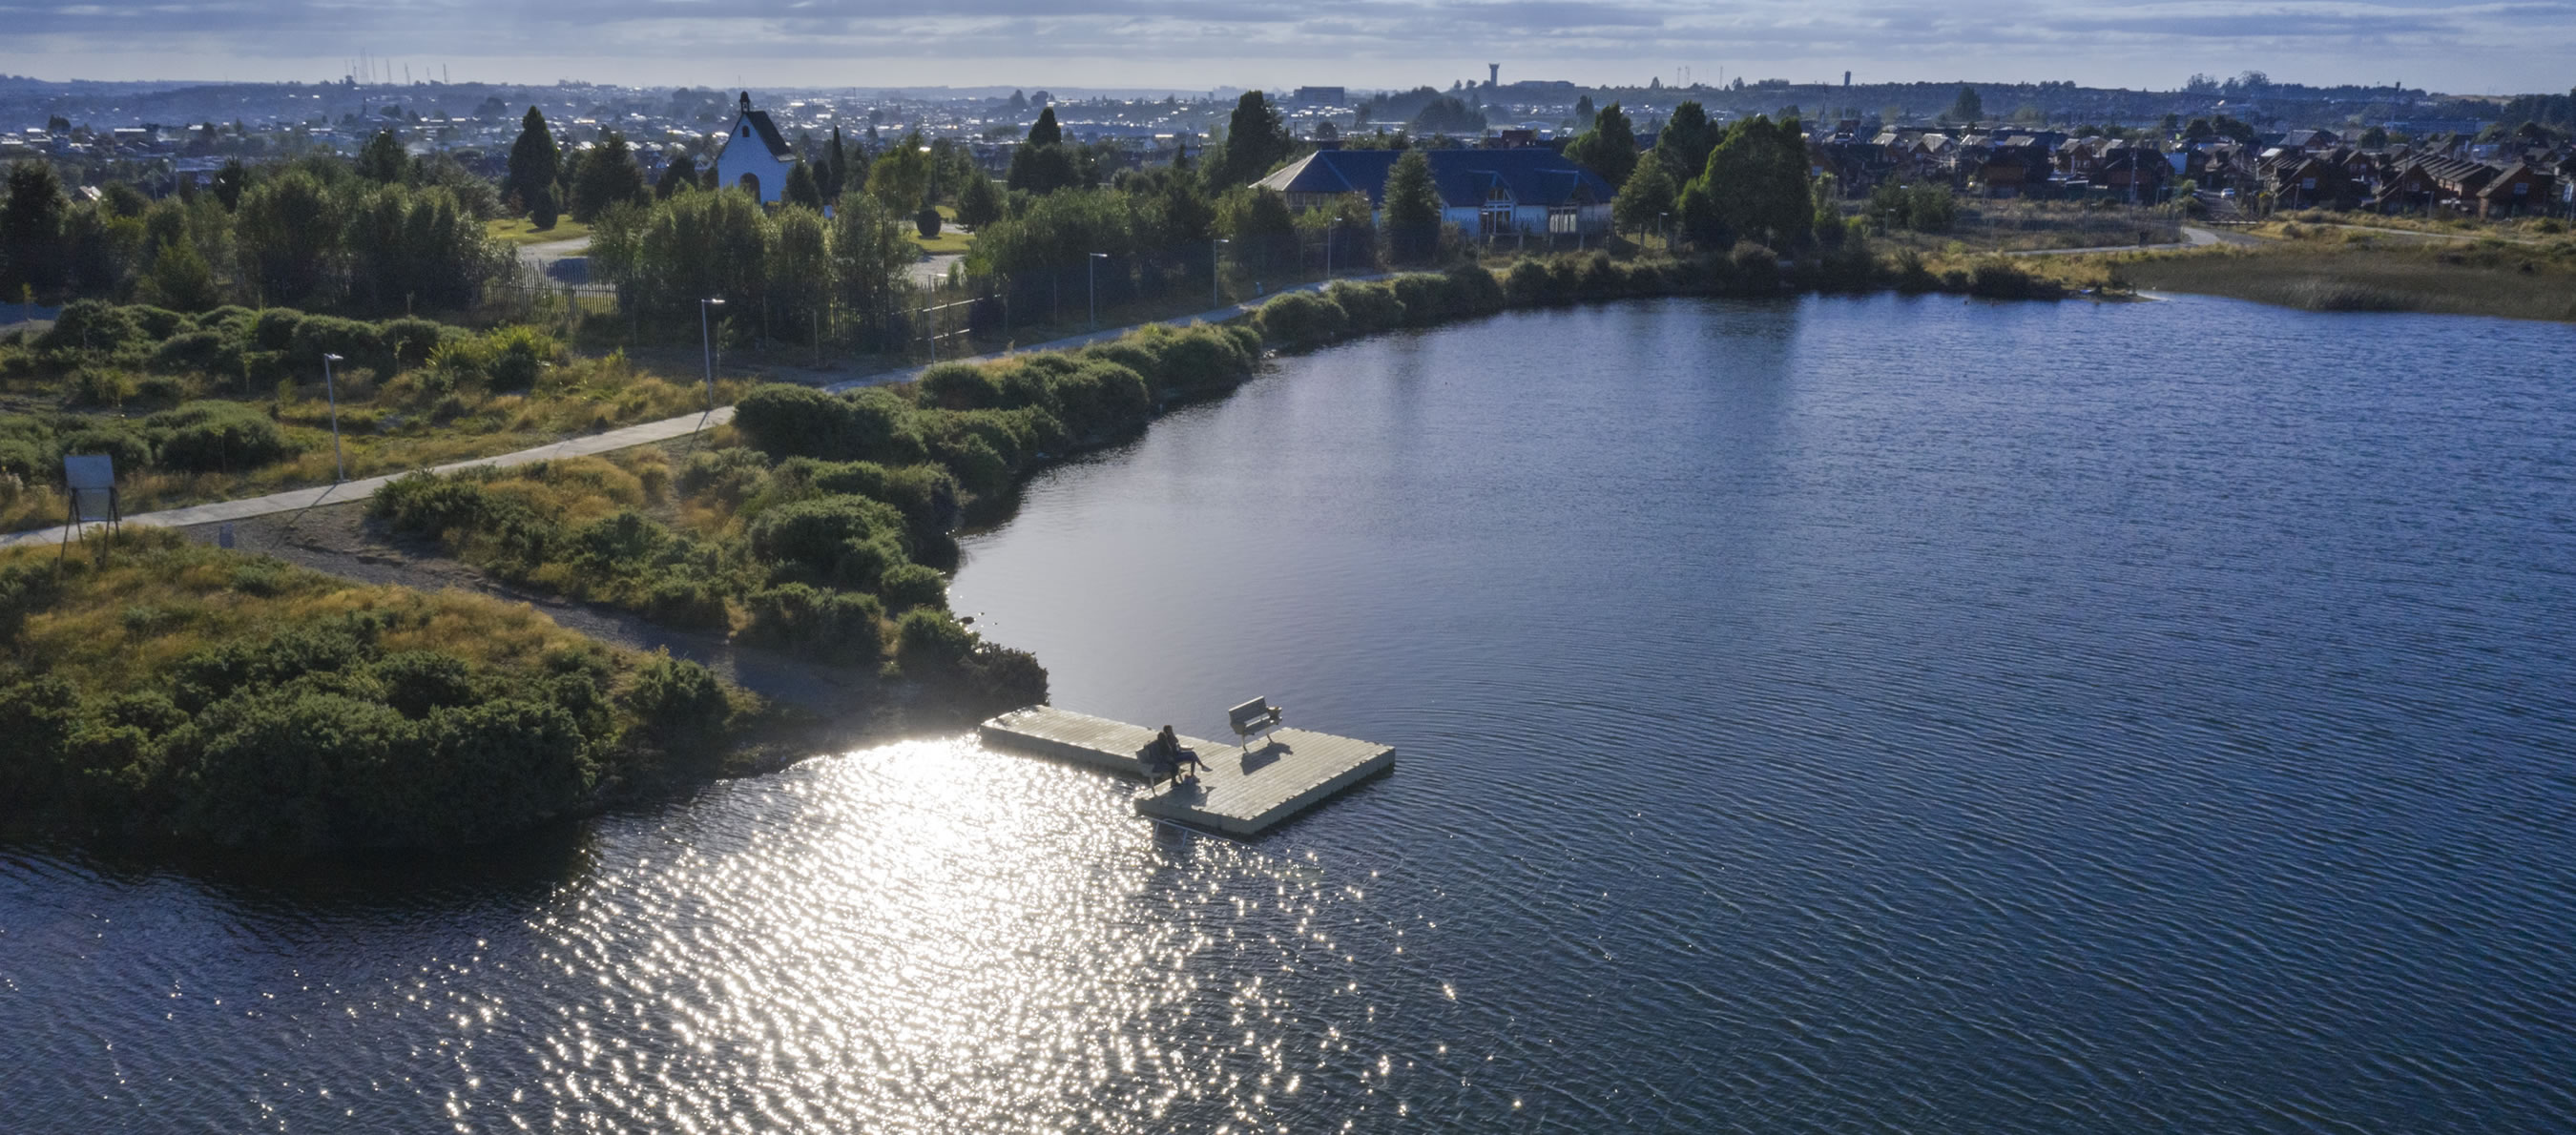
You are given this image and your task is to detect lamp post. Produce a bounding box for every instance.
[1088,252,1108,331]
[698,298,725,413]
[320,353,346,482]
[1659,212,1670,251]
[1213,237,1230,306]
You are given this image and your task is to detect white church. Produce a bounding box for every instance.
[712,92,798,203]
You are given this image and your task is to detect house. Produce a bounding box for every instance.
[2092,141,2171,201]
[712,92,797,203]
[2277,128,2339,155]
[1252,148,1615,237]
[2477,163,2553,217]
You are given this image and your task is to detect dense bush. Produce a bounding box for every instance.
[0,535,757,850]
[1325,280,1407,334]
[145,402,296,473]
[1254,291,1350,349]
[742,583,884,663]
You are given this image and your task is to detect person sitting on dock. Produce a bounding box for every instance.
[1148,725,1204,784]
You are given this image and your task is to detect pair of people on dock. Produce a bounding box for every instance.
[1143,725,1205,785]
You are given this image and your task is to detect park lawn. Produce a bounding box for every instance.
[485,217,592,246]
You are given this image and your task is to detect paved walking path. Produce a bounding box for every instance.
[1,282,1346,549]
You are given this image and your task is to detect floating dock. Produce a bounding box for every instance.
[978,706,1395,837]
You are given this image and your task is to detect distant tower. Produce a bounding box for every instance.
[1488,63,1501,88]
[1844,71,1852,89]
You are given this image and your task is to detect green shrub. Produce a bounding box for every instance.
[746,493,909,585]
[876,564,947,612]
[1504,258,1561,305]
[895,608,976,671]
[677,445,774,502]
[620,653,732,770]
[1255,291,1350,350]
[68,367,138,407]
[1441,263,1506,315]
[146,402,298,473]
[1389,273,1449,325]
[483,325,558,391]
[55,423,155,473]
[917,361,1005,410]
[743,583,884,663]
[1325,280,1407,333]
[149,330,232,374]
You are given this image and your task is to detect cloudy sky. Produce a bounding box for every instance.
[7,0,2571,94]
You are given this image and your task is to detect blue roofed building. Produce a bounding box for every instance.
[1252,148,1615,237]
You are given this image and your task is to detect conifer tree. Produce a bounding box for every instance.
[1028,106,1062,146]
[357,128,407,183]
[507,106,560,218]
[1381,148,1443,265]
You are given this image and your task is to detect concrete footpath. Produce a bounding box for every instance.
[0,282,1346,549]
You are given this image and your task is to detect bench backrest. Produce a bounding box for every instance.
[1228,697,1275,730]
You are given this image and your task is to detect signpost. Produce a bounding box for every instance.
[60,453,118,564]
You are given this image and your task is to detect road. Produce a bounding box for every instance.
[0,279,1373,549]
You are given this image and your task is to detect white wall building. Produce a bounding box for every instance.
[712,92,796,203]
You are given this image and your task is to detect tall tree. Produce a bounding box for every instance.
[570,131,649,222]
[1380,149,1443,265]
[1007,141,1080,195]
[656,155,698,199]
[869,133,931,212]
[1654,101,1720,181]
[1946,86,1984,125]
[1210,92,1293,189]
[955,174,1005,230]
[1028,106,1062,147]
[210,158,251,210]
[1564,102,1639,188]
[829,192,913,348]
[507,106,559,216]
[234,169,342,305]
[356,129,407,183]
[1,160,71,292]
[783,161,824,211]
[825,125,849,197]
[1611,157,1677,238]
[1685,115,1813,250]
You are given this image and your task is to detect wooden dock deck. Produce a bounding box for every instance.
[978,706,1395,837]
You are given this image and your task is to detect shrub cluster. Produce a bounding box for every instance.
[733,321,1259,496]
[30,300,468,384]
[0,401,298,483]
[0,535,750,850]
[370,449,1049,712]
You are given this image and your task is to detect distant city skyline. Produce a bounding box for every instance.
[6,0,2573,97]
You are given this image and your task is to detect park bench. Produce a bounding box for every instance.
[1228,697,1284,748]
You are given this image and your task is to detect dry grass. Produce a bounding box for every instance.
[0,351,749,534]
[8,529,631,696]
[2097,235,2576,321]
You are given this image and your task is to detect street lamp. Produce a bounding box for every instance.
[320,353,346,482]
[1213,237,1230,306]
[1659,212,1670,251]
[1088,252,1108,331]
[698,298,725,413]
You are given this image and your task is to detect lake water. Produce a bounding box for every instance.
[6,293,2574,1132]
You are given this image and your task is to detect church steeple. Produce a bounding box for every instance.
[739,91,752,113]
